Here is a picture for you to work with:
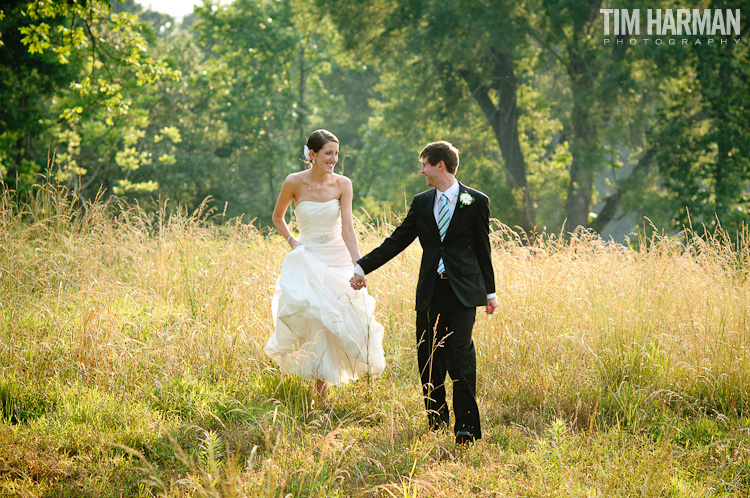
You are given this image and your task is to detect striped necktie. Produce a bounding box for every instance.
[437,193,449,274]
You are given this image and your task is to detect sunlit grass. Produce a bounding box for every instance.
[1,183,748,496]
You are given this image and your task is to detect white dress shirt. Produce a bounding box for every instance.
[434,180,460,229]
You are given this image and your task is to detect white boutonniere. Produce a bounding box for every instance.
[459,192,474,208]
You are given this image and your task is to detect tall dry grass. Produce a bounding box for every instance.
[1,183,748,496]
[482,225,749,430]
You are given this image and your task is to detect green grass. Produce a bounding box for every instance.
[1,183,749,496]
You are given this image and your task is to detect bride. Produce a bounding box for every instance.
[264,129,385,406]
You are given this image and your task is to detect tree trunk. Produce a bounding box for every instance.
[588,148,655,233]
[564,45,598,235]
[460,48,536,237]
[564,98,595,233]
[712,59,731,222]
[590,110,707,233]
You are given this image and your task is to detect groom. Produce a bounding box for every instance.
[350,141,497,444]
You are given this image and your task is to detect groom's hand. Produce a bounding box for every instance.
[485,297,497,315]
[350,273,366,290]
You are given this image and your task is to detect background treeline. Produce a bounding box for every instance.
[1,0,748,237]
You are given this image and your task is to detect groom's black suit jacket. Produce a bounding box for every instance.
[358,182,495,311]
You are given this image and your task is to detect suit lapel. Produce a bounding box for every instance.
[444,182,467,241]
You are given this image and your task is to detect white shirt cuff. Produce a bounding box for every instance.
[486,293,496,300]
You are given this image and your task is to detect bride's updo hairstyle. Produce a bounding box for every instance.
[305,129,339,168]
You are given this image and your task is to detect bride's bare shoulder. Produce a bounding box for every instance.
[333,173,352,187]
[283,171,309,187]
[286,171,307,181]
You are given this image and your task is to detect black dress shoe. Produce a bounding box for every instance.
[455,430,475,444]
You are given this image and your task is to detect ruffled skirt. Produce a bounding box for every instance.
[265,242,385,386]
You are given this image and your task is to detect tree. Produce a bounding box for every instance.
[319,0,636,236]
[579,1,750,238]
[522,0,675,235]
[320,0,750,240]
[658,35,750,233]
[319,0,541,235]
[1,0,179,200]
[0,1,79,189]
[530,0,614,232]
[182,0,337,220]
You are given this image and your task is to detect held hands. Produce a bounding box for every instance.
[485,297,498,315]
[350,273,366,290]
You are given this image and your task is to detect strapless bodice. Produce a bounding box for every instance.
[295,199,341,244]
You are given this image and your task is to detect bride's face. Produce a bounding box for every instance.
[312,141,339,173]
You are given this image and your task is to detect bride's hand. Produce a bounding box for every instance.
[286,234,301,249]
[350,274,366,290]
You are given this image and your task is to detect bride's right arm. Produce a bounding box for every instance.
[272,176,300,249]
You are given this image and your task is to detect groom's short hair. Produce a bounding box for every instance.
[420,141,460,174]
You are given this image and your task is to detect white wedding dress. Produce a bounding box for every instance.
[265,199,385,386]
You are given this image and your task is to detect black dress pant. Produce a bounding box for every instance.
[416,278,481,439]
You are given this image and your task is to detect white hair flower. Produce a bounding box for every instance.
[303,145,311,159]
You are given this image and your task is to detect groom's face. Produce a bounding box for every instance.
[419,157,441,187]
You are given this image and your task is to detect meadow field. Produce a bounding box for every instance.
[1,184,749,497]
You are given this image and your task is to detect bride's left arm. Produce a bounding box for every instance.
[339,176,361,264]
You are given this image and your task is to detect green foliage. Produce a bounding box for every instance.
[320,0,555,229]
[2,0,750,237]
[115,0,380,223]
[0,2,79,190]
[654,6,750,235]
[18,0,179,122]
[1,0,180,197]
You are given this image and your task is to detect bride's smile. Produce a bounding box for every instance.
[312,141,339,173]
